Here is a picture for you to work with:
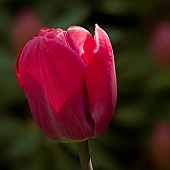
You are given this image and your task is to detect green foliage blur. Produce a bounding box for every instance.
[0,0,170,169]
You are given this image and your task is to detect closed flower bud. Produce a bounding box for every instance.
[15,24,117,142]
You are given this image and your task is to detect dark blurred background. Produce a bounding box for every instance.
[1,0,170,170]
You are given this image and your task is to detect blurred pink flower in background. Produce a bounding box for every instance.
[149,21,170,67]
[148,121,170,169]
[11,10,42,52]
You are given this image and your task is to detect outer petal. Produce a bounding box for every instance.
[66,26,96,64]
[85,24,117,136]
[17,34,93,141]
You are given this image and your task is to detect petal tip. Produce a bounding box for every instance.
[94,23,113,55]
[95,23,99,28]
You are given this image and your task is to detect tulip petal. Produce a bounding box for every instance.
[66,26,96,64]
[16,46,24,87]
[18,36,93,140]
[85,24,117,136]
[21,72,61,139]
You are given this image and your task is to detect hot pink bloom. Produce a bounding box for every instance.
[16,24,117,141]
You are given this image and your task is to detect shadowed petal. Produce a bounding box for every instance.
[85,24,117,136]
[21,72,61,139]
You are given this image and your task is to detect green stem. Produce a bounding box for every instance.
[76,140,93,170]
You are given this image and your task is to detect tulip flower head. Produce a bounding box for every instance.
[16,24,117,142]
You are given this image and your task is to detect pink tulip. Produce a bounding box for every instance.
[15,24,117,141]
